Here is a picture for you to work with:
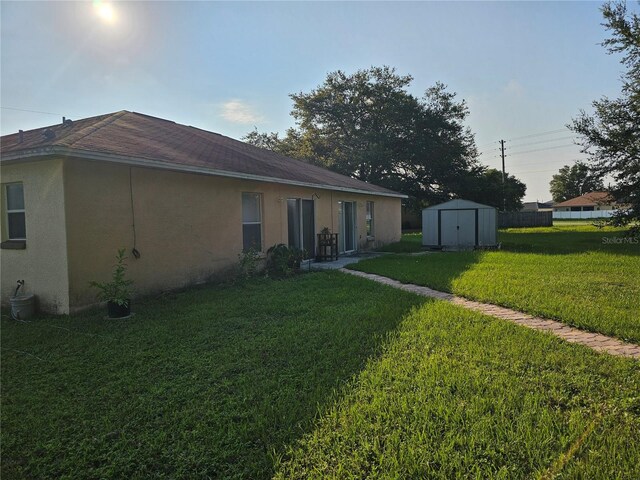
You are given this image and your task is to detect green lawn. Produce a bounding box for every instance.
[2,271,639,478]
[355,226,640,342]
[276,302,640,479]
[1,273,422,479]
[379,232,423,253]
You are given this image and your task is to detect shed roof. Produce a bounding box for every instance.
[0,111,404,198]
[423,199,496,210]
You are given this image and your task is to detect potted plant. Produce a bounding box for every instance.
[90,248,134,318]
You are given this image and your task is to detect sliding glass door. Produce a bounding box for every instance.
[338,201,356,253]
[287,199,315,258]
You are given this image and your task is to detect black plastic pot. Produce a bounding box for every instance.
[107,300,131,318]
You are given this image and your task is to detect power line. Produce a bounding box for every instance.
[0,106,62,116]
[510,158,576,168]
[477,140,501,149]
[510,159,588,175]
[506,135,577,149]
[477,148,499,157]
[477,127,573,154]
[507,128,568,142]
[507,143,578,157]
[509,168,565,174]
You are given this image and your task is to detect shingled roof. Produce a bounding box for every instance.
[554,191,614,208]
[0,111,404,198]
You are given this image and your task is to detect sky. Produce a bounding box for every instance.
[1,1,635,202]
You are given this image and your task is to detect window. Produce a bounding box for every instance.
[242,192,262,252]
[5,183,26,240]
[366,201,374,237]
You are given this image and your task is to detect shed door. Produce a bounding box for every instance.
[440,211,459,246]
[440,209,476,246]
[457,210,476,246]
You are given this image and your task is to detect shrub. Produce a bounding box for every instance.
[266,244,305,277]
[237,248,262,280]
[89,248,134,307]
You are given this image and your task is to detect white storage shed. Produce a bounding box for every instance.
[422,199,497,249]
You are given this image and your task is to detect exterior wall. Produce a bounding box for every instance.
[554,204,615,212]
[0,159,70,313]
[478,208,497,246]
[64,159,401,311]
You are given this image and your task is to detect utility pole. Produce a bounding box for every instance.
[500,139,506,211]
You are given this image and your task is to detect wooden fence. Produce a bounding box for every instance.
[498,211,552,228]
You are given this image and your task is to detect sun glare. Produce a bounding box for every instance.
[93,1,116,24]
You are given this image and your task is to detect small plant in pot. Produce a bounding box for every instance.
[89,248,134,318]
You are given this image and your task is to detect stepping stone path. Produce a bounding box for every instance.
[341,269,640,359]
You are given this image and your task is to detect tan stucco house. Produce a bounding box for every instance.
[0,111,405,314]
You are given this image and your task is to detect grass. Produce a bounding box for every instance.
[378,232,423,253]
[275,302,640,479]
[2,271,639,479]
[353,225,640,343]
[500,224,640,254]
[2,273,423,479]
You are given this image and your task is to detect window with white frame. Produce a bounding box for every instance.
[366,201,374,237]
[242,192,262,252]
[5,183,26,240]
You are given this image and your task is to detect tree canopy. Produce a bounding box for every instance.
[463,169,527,211]
[549,161,605,203]
[570,1,639,232]
[244,66,525,210]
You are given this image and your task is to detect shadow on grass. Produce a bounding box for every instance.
[381,228,639,257]
[351,251,484,293]
[377,233,423,253]
[1,271,425,479]
[499,230,640,256]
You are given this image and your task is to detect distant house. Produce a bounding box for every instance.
[0,111,405,314]
[553,192,616,219]
[521,201,554,213]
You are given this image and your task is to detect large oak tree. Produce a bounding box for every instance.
[244,66,523,210]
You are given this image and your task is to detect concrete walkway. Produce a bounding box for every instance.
[341,268,640,359]
[309,253,384,271]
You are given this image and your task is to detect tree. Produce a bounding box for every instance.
[242,129,283,152]
[462,168,527,211]
[549,161,605,202]
[243,66,484,207]
[570,1,639,233]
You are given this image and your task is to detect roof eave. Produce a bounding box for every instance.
[0,146,407,199]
